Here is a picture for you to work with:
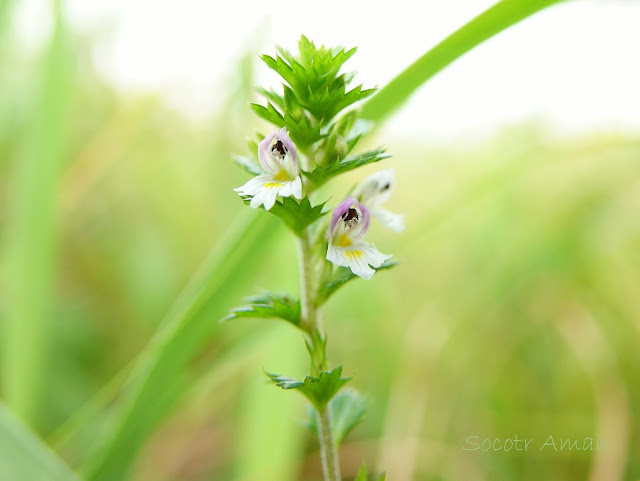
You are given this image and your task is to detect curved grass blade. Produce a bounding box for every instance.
[82,211,279,481]
[0,403,83,481]
[360,0,566,124]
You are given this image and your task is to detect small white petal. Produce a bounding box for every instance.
[358,242,392,268]
[350,259,375,280]
[263,187,279,210]
[249,188,269,208]
[234,174,271,196]
[279,181,294,198]
[354,169,395,207]
[326,241,391,280]
[291,176,303,199]
[372,208,405,233]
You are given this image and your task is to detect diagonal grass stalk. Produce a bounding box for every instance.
[83,212,280,481]
[360,0,567,124]
[0,402,82,481]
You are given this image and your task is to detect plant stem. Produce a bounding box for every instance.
[317,406,341,481]
[297,231,341,481]
[297,231,317,332]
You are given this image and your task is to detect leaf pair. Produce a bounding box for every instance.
[239,195,327,236]
[223,292,301,327]
[252,36,375,155]
[260,36,375,124]
[266,366,350,411]
[221,260,396,328]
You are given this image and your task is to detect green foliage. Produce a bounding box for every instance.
[0,403,82,481]
[303,149,391,188]
[267,366,350,411]
[305,388,368,445]
[240,195,328,236]
[250,102,324,149]
[83,213,279,481]
[262,36,375,124]
[360,0,566,123]
[250,35,374,156]
[354,464,387,481]
[2,0,73,425]
[223,291,301,327]
[317,261,398,306]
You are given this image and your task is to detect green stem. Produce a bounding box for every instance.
[296,231,341,481]
[317,406,341,481]
[297,231,317,332]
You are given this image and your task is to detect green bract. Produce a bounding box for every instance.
[222,292,301,327]
[266,367,351,411]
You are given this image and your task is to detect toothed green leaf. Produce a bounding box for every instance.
[258,36,370,127]
[250,102,284,126]
[255,87,284,110]
[304,149,391,188]
[239,196,328,236]
[222,292,300,327]
[266,366,350,410]
[317,261,398,305]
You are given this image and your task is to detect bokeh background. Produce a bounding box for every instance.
[1,1,640,480]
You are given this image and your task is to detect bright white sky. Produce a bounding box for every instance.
[16,0,640,139]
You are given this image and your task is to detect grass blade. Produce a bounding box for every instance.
[360,0,566,124]
[2,0,72,425]
[233,325,307,481]
[0,402,83,481]
[82,211,280,481]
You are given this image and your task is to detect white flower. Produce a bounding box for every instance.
[326,197,392,280]
[234,127,303,210]
[352,169,404,232]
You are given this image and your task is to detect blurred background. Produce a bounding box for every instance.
[1,0,640,480]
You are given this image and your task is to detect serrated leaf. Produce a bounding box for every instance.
[305,388,367,445]
[240,195,328,236]
[256,87,284,111]
[251,102,284,126]
[303,149,391,188]
[259,37,367,126]
[266,366,350,410]
[252,101,325,148]
[222,292,301,327]
[317,261,398,305]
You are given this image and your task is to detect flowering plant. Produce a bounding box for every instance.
[225,36,402,480]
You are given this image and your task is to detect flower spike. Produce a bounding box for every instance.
[234,127,303,210]
[326,197,391,280]
[353,169,404,232]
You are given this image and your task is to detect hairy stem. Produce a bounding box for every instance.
[317,406,341,481]
[297,231,341,481]
[297,232,317,331]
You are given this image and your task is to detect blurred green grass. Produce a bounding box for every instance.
[1,8,640,481]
